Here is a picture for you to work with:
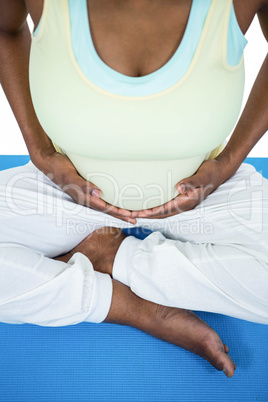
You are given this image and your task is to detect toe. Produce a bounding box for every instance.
[223,368,230,377]
[222,356,235,378]
[224,344,229,354]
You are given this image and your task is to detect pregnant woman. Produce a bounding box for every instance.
[0,0,267,378]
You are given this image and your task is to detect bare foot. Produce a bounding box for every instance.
[106,280,237,378]
[54,227,236,377]
[151,304,236,377]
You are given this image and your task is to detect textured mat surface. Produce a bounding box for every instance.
[0,156,267,401]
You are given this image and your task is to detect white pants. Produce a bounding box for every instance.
[0,160,267,326]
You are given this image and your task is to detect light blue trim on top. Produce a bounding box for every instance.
[73,0,203,83]
[227,3,248,66]
[68,0,211,96]
[32,0,248,96]
[33,20,41,37]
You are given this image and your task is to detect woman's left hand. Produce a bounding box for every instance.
[131,158,233,219]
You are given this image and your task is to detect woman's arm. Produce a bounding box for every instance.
[215,4,268,179]
[134,2,268,219]
[0,0,137,223]
[0,0,55,161]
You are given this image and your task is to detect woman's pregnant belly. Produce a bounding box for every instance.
[59,148,213,210]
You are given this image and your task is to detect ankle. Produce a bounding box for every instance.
[103,280,156,331]
[53,251,73,263]
[112,235,141,286]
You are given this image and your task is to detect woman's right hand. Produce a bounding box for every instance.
[33,150,137,224]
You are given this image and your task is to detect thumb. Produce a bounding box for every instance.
[176,175,199,194]
[75,176,102,198]
[91,186,102,197]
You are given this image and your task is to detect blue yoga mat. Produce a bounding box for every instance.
[0,156,267,401]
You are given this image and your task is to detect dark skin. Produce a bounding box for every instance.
[54,226,237,377]
[0,0,267,378]
[0,0,267,222]
[22,0,268,77]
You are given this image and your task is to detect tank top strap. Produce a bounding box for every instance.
[31,0,69,45]
[34,0,238,74]
[198,0,240,70]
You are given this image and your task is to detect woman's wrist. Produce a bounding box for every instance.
[24,126,56,168]
[214,148,241,184]
[31,144,56,163]
[30,144,56,171]
[214,148,244,184]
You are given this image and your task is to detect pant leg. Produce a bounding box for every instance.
[5,160,265,253]
[1,160,267,325]
[112,163,268,324]
[0,244,112,326]
[136,163,268,263]
[0,160,132,257]
[0,161,119,326]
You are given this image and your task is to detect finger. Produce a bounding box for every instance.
[91,188,102,197]
[68,183,132,217]
[176,177,200,194]
[138,206,188,220]
[135,203,173,218]
[108,212,137,224]
[135,204,175,218]
[61,177,103,202]
[66,182,137,223]
[175,160,211,194]
[89,197,132,216]
[87,197,137,224]
[177,175,216,196]
[143,185,213,219]
[77,178,103,198]
[50,164,136,222]
[135,195,190,218]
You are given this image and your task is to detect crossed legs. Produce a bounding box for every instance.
[1,160,267,378]
[54,227,236,377]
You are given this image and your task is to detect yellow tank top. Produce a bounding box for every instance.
[29,0,245,210]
